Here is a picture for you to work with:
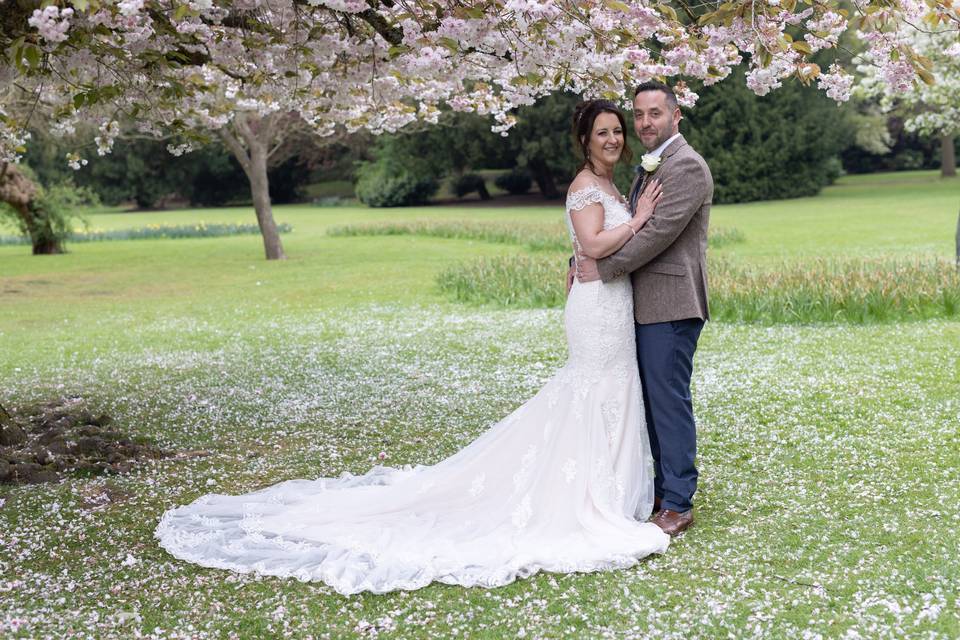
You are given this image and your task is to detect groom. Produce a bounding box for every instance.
[576,81,713,536]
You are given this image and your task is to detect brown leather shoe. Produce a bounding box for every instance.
[651,509,693,536]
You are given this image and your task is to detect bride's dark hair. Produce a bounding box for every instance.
[572,100,632,174]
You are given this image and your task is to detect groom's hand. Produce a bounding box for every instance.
[566,264,575,296]
[577,256,601,282]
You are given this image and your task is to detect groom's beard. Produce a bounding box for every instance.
[641,130,669,151]
[638,123,678,151]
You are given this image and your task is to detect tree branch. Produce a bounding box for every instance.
[356,9,404,44]
[219,123,252,178]
[290,0,405,43]
[672,0,700,24]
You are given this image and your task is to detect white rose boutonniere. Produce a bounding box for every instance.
[640,154,661,173]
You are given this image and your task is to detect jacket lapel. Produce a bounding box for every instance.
[642,135,686,190]
[630,135,687,215]
[659,134,687,162]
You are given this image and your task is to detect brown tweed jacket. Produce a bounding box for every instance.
[597,134,713,325]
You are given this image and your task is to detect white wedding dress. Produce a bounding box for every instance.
[155,184,669,595]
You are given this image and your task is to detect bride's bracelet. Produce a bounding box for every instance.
[621,222,638,237]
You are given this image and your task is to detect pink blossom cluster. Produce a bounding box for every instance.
[308,0,368,12]
[881,59,917,93]
[804,11,847,51]
[817,64,854,102]
[28,6,74,43]
[859,24,960,137]
[167,142,195,156]
[65,152,88,170]
[746,58,795,96]
[117,0,145,18]
[94,120,120,156]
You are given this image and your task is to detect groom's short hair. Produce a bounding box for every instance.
[634,81,678,110]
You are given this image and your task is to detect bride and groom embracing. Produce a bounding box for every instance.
[156,81,714,596]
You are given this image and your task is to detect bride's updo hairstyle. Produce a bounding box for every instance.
[572,99,632,174]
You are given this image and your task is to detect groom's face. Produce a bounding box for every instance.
[633,90,681,151]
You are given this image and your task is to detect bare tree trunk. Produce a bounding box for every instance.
[528,159,559,199]
[942,135,957,178]
[247,142,286,260]
[29,235,64,255]
[477,180,491,200]
[219,115,287,260]
[0,163,65,255]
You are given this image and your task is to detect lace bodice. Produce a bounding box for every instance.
[564,183,632,277]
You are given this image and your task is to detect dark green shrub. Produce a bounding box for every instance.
[494,171,532,195]
[682,65,854,204]
[354,163,438,207]
[452,173,491,200]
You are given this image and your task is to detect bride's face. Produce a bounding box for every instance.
[587,112,624,170]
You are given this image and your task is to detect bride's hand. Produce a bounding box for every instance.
[630,179,663,230]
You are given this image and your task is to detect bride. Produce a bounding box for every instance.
[155,99,669,595]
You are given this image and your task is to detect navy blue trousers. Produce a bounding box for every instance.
[635,319,704,513]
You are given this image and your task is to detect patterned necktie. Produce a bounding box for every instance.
[628,165,647,217]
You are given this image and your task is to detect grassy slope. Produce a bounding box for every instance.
[0,171,958,639]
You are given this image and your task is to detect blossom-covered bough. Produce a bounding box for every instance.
[0,0,957,257]
[855,24,960,266]
[858,26,960,176]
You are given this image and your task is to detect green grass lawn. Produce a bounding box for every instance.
[1,171,958,639]
[65,168,958,257]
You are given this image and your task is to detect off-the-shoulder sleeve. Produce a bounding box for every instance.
[566,185,604,213]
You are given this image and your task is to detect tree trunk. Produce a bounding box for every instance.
[477,180,491,200]
[219,117,286,260]
[528,159,559,199]
[30,235,65,255]
[247,145,286,260]
[0,163,65,255]
[942,135,957,178]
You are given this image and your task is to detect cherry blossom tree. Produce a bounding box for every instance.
[856,22,960,265]
[1,0,957,257]
[858,26,959,177]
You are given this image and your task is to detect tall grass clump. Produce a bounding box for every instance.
[708,227,746,248]
[329,220,570,252]
[329,221,744,252]
[710,257,960,324]
[0,222,293,245]
[437,255,566,308]
[438,254,960,324]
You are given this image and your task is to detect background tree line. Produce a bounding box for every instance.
[8,63,956,219]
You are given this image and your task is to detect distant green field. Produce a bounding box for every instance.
[714,171,958,259]
[61,169,959,255]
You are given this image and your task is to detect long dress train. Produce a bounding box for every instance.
[155,184,669,595]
